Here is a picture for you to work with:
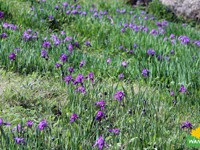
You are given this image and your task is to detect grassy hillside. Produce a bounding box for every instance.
[0,0,200,149]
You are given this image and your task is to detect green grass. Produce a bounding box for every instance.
[0,0,200,149]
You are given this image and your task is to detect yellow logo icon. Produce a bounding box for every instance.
[191,127,200,139]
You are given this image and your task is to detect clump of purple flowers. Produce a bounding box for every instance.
[74,74,84,85]
[147,49,155,56]
[22,29,38,41]
[178,35,190,45]
[3,22,17,30]
[114,91,125,101]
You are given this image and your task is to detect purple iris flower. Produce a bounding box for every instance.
[93,12,98,17]
[170,50,175,55]
[143,27,149,32]
[48,15,54,21]
[93,136,108,150]
[114,91,125,101]
[68,43,73,53]
[71,10,78,14]
[70,114,78,122]
[95,111,105,120]
[14,137,24,144]
[74,74,84,85]
[194,40,200,47]
[66,10,71,15]
[150,29,158,35]
[26,120,33,127]
[9,53,16,60]
[1,33,7,38]
[54,5,59,10]
[95,100,105,110]
[42,41,51,48]
[81,11,87,16]
[59,53,68,63]
[76,86,86,94]
[170,91,174,96]
[64,75,73,84]
[156,22,162,27]
[79,60,86,67]
[181,121,192,129]
[124,23,128,28]
[121,61,127,67]
[55,63,62,68]
[169,34,175,39]
[147,49,155,56]
[12,124,21,133]
[85,41,91,47]
[74,42,80,48]
[119,73,124,80]
[133,43,137,49]
[179,85,187,93]
[64,36,72,41]
[0,118,11,126]
[157,54,162,61]
[142,69,150,77]
[107,58,111,64]
[63,2,68,7]
[121,28,125,33]
[41,49,48,58]
[109,128,120,134]
[61,31,65,35]
[38,119,48,130]
[0,11,4,18]
[178,36,190,45]
[68,67,74,73]
[3,23,17,30]
[88,72,94,83]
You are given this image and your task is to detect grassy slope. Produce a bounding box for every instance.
[0,0,200,149]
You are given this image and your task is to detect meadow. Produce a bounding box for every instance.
[0,0,200,149]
